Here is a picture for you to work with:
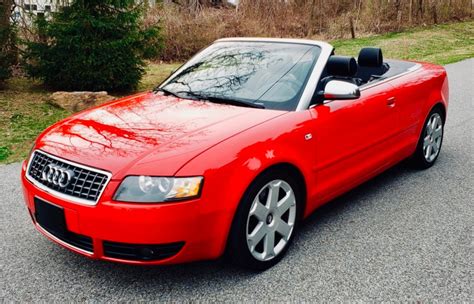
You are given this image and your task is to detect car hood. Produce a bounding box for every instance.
[36,92,285,178]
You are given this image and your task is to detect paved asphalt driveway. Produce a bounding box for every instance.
[1,59,472,302]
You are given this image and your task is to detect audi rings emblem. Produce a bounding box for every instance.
[41,164,75,188]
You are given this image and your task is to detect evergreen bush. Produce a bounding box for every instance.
[24,0,163,91]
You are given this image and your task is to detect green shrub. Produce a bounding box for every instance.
[0,146,11,162]
[24,0,163,92]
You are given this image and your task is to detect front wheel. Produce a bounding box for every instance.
[227,170,302,270]
[411,107,445,169]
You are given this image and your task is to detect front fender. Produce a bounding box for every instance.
[175,111,316,256]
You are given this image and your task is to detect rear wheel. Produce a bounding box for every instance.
[411,107,445,169]
[227,170,302,270]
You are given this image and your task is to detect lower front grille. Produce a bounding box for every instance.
[103,241,184,261]
[37,219,94,253]
[59,232,94,252]
[34,197,93,253]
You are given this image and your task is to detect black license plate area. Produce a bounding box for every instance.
[34,197,67,238]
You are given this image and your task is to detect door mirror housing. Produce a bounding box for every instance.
[321,80,360,100]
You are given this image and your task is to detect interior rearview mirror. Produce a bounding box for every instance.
[321,80,360,100]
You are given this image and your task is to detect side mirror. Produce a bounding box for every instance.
[321,80,360,100]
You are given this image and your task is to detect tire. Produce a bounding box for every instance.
[226,169,303,271]
[411,106,445,169]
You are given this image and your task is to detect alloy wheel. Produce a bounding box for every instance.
[246,179,296,261]
[423,112,443,163]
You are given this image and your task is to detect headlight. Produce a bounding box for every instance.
[113,176,203,203]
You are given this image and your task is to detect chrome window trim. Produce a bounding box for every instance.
[26,150,112,206]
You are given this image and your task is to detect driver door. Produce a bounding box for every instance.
[308,82,399,206]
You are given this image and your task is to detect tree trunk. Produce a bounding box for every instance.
[471,0,473,18]
[431,1,438,24]
[0,0,16,72]
[417,0,423,19]
[0,0,14,28]
[354,0,362,31]
[394,0,402,29]
[349,16,355,39]
[318,0,323,34]
[307,0,317,36]
[409,0,413,24]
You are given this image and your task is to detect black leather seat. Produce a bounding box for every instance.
[356,47,389,84]
[319,56,361,89]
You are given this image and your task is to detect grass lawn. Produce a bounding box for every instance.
[332,21,474,64]
[0,20,473,164]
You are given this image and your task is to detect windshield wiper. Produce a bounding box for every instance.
[155,87,182,99]
[206,96,265,109]
[176,91,265,109]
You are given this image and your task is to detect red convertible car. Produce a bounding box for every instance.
[21,38,448,270]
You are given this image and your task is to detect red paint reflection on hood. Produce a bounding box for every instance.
[36,92,285,177]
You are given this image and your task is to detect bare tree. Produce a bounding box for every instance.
[349,16,355,38]
[409,0,413,24]
[417,0,424,19]
[430,0,438,24]
[396,0,402,28]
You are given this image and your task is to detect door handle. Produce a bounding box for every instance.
[387,97,396,107]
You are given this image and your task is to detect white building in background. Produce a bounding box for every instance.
[12,0,65,23]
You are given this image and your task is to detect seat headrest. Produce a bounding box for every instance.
[326,56,358,77]
[358,47,383,67]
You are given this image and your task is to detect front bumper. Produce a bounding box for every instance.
[20,161,230,265]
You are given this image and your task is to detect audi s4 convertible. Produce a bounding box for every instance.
[21,38,448,270]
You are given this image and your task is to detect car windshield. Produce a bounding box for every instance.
[159,41,321,111]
